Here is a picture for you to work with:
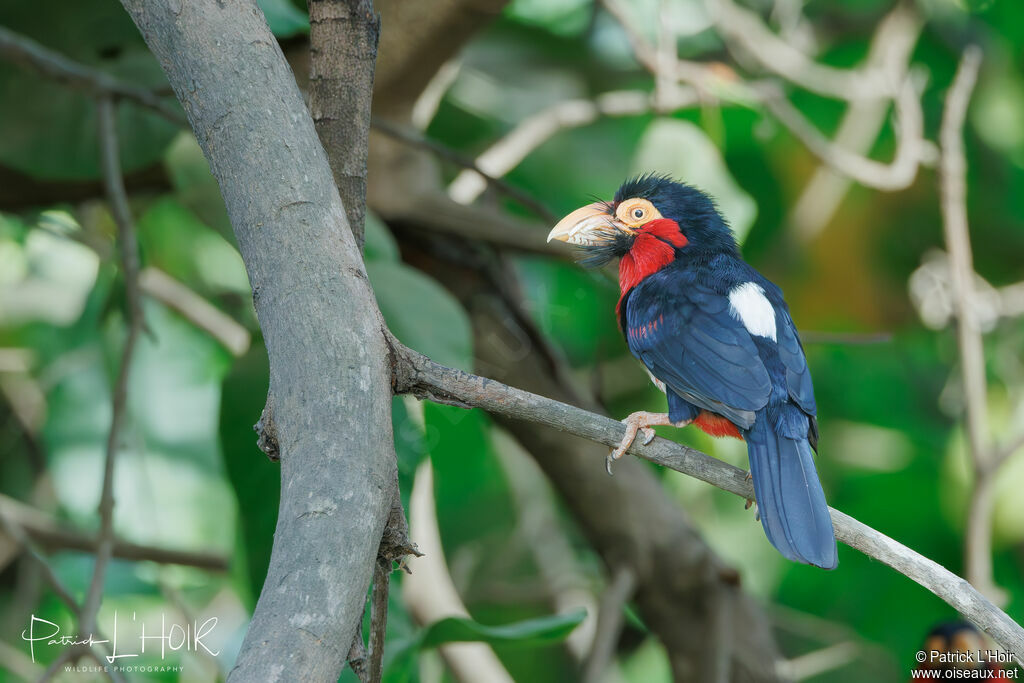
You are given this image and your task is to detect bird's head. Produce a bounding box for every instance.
[547,174,738,291]
[918,622,995,673]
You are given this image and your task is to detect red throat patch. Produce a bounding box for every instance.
[616,219,688,318]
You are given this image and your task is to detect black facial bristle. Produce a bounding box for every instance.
[575,229,635,268]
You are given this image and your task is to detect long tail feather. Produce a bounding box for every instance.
[745,417,837,569]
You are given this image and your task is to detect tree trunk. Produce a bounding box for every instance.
[119,2,397,680]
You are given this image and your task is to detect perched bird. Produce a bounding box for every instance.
[547,174,837,569]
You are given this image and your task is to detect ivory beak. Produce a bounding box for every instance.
[546,202,630,245]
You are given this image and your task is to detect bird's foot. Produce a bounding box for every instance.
[744,471,754,510]
[606,411,685,475]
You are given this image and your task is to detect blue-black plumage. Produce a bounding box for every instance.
[547,174,838,569]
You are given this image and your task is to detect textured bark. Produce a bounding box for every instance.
[118,2,397,680]
[309,0,379,248]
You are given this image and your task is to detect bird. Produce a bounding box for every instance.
[546,174,837,569]
[911,621,1011,680]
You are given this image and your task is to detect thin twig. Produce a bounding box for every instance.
[79,96,145,640]
[788,3,924,240]
[940,46,988,472]
[138,268,251,357]
[599,0,712,88]
[370,118,558,224]
[393,342,1024,665]
[581,567,636,683]
[346,610,370,683]
[0,508,81,615]
[939,46,1005,605]
[367,560,390,683]
[708,0,894,101]
[447,88,701,204]
[0,493,229,571]
[38,647,80,682]
[404,462,515,683]
[758,76,927,191]
[0,26,186,127]
[1,512,125,683]
[776,641,860,681]
[996,431,1024,467]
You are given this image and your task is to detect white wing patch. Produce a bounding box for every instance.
[728,282,777,341]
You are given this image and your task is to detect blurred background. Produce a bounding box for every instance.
[0,0,1023,681]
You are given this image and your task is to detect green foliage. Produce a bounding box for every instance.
[3,0,1024,681]
[0,0,180,179]
[383,609,586,683]
[257,0,310,38]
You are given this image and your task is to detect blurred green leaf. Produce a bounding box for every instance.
[220,342,278,605]
[163,133,234,238]
[383,610,585,683]
[257,0,310,38]
[513,256,624,368]
[365,210,400,263]
[0,213,99,326]
[0,0,180,179]
[367,261,472,371]
[137,197,250,296]
[420,609,586,648]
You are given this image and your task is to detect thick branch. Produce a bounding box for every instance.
[118,2,398,680]
[393,344,1024,665]
[309,0,380,248]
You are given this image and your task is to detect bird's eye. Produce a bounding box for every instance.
[632,208,645,220]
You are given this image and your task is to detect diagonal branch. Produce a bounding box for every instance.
[392,342,1024,665]
[0,493,228,570]
[370,117,557,223]
[707,0,895,101]
[0,26,185,126]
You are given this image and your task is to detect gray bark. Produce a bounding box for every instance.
[118,1,397,680]
[309,0,380,248]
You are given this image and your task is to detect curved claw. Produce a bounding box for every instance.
[605,411,681,476]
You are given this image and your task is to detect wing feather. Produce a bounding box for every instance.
[627,280,771,428]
